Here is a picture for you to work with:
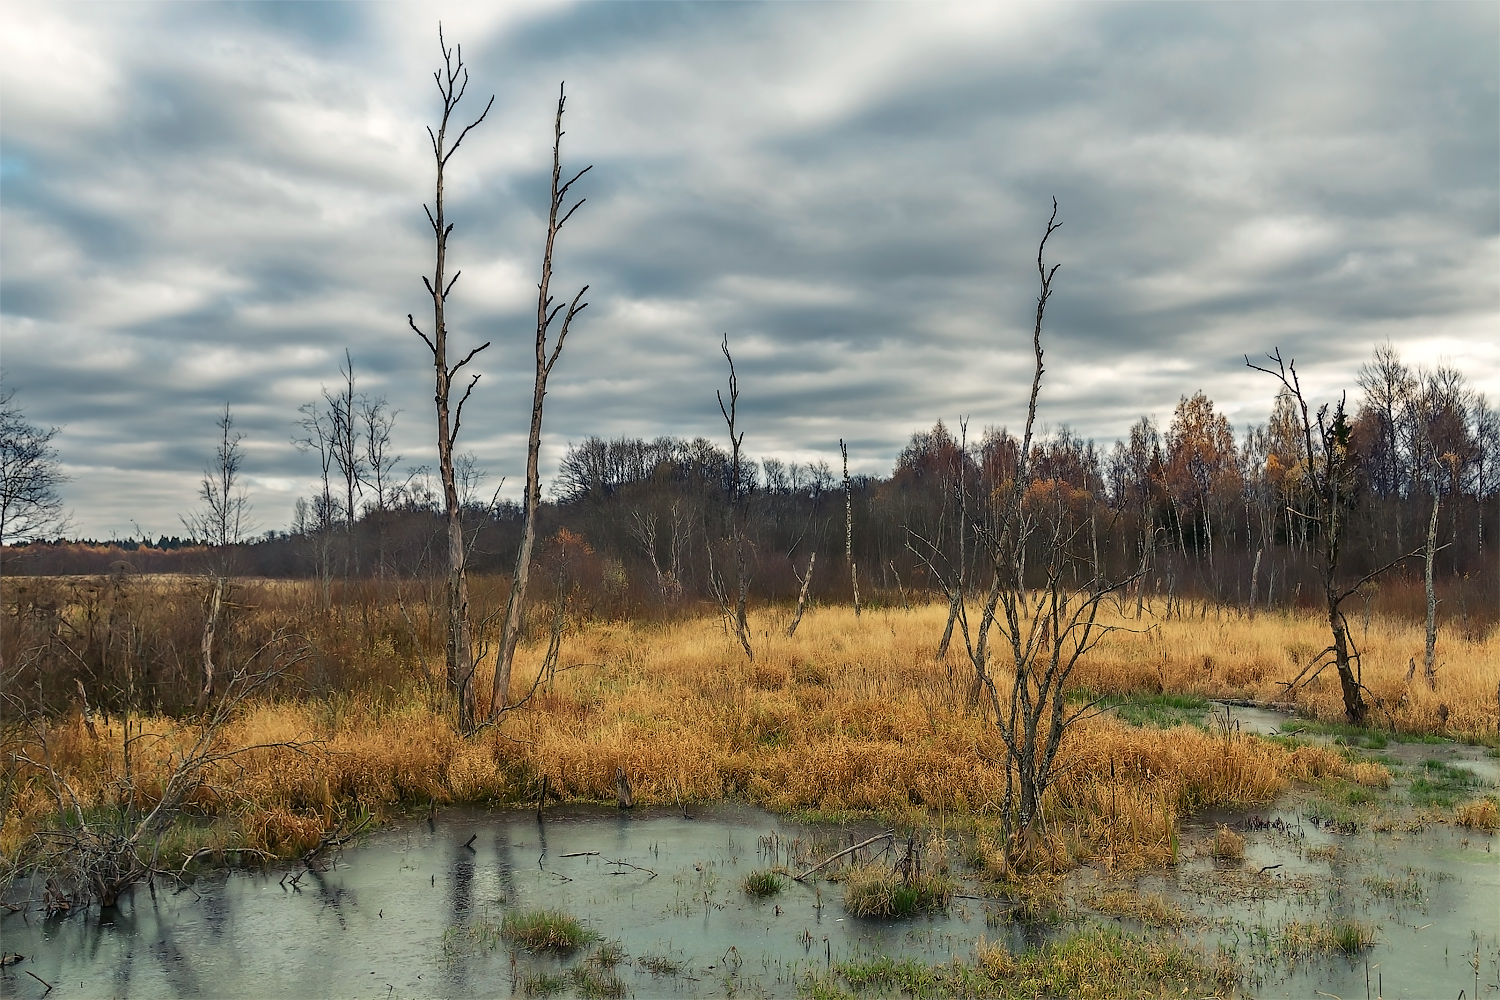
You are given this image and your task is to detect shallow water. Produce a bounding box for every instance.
[2,804,1007,999]
[2,774,1495,998]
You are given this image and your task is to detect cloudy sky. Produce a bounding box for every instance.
[2,2,1496,539]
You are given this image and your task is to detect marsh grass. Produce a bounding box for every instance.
[1455,797,1499,830]
[1210,825,1245,862]
[840,863,955,918]
[6,601,1443,875]
[637,952,685,976]
[802,927,1235,999]
[741,869,786,896]
[1272,919,1376,960]
[1086,888,1189,929]
[501,910,597,953]
[1409,759,1484,809]
[1095,692,1209,729]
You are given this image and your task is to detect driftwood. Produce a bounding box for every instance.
[793,831,894,882]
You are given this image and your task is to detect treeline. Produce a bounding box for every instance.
[8,345,1497,628]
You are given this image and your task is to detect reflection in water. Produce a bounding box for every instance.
[1,801,1494,999]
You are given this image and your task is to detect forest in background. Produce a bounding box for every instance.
[7,343,1496,631]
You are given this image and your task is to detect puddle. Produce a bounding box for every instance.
[1,805,1002,999]
[2,797,1495,998]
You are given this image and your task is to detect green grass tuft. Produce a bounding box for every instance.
[742,868,787,897]
[501,910,598,953]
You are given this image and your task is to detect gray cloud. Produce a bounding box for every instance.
[2,1,1495,537]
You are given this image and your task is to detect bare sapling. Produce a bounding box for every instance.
[713,334,754,660]
[181,405,252,711]
[1247,350,1423,724]
[955,201,1142,866]
[407,27,493,731]
[491,84,592,715]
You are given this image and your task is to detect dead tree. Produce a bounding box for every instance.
[841,440,861,616]
[953,202,1140,866]
[786,552,816,637]
[1422,491,1440,688]
[714,335,754,661]
[407,28,493,731]
[181,405,251,711]
[491,84,591,714]
[1247,350,1420,724]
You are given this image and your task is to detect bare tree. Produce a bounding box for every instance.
[712,334,754,661]
[181,405,252,710]
[951,202,1141,866]
[0,384,69,549]
[328,350,364,534]
[407,28,493,731]
[1247,350,1420,724]
[491,84,591,714]
[842,439,861,616]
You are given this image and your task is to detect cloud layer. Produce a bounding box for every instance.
[3,2,1496,537]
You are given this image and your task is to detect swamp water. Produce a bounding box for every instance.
[2,715,1496,998]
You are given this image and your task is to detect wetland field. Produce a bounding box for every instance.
[2,588,1497,998]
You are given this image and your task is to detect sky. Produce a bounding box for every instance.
[2,1,1496,540]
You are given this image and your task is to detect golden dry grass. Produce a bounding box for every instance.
[6,600,1453,873]
[1074,597,1498,735]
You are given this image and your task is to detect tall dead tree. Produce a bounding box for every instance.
[841,440,860,616]
[1248,350,1419,725]
[408,28,492,732]
[952,202,1141,865]
[715,334,754,661]
[491,84,591,713]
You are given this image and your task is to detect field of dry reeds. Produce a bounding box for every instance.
[9,578,1488,873]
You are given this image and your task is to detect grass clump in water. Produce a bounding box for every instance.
[1410,759,1482,809]
[1455,797,1499,830]
[638,952,685,976]
[1210,825,1245,862]
[800,926,1236,999]
[742,868,786,896]
[501,910,598,953]
[1273,919,1375,960]
[1086,888,1189,929]
[840,863,954,918]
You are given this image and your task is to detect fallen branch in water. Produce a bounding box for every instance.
[794,831,894,883]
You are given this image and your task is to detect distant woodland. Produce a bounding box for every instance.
[10,345,1496,629]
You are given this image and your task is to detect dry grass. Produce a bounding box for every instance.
[1455,798,1499,830]
[9,599,1460,871]
[1210,825,1246,862]
[1074,597,1498,736]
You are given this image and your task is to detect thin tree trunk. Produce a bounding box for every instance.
[198,576,224,711]
[1248,546,1262,621]
[408,33,493,731]
[786,552,816,637]
[843,439,860,616]
[493,85,591,712]
[1424,493,1440,689]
